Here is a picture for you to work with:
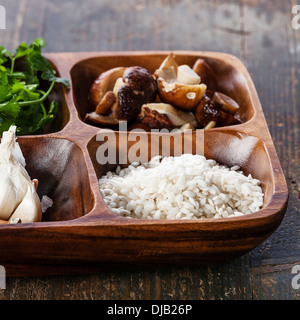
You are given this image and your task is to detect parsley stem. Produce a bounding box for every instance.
[40,102,47,117]
[10,57,15,73]
[18,81,55,107]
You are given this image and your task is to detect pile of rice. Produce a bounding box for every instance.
[99,154,264,219]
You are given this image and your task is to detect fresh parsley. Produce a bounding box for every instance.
[0,38,70,135]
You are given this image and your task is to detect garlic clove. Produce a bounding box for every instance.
[0,127,31,220]
[9,182,42,224]
[177,65,201,85]
[12,141,26,167]
[0,126,42,222]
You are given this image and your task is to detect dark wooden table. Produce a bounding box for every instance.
[0,0,299,300]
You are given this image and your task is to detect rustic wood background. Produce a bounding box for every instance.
[0,0,299,300]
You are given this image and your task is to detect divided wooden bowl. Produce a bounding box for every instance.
[0,51,288,277]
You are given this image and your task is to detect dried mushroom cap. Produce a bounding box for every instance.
[139,106,175,131]
[155,53,207,111]
[213,92,240,115]
[84,112,120,128]
[139,103,198,130]
[114,84,147,121]
[195,95,220,127]
[195,94,241,128]
[123,66,157,97]
[113,66,157,121]
[157,80,206,111]
[89,67,126,107]
[87,65,157,125]
[95,91,116,115]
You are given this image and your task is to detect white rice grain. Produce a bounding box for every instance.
[99,154,264,220]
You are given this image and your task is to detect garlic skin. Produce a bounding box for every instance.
[0,126,42,222]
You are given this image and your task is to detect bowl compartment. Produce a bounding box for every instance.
[70,53,255,127]
[15,137,94,222]
[87,129,273,215]
[12,58,70,135]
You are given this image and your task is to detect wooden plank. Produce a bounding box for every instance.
[241,0,300,298]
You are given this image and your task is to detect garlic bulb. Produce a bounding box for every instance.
[0,126,42,223]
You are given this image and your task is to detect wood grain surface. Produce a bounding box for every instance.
[0,0,299,300]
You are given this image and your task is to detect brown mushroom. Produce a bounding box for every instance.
[192,58,217,91]
[123,66,157,101]
[212,92,240,115]
[195,94,241,128]
[139,103,198,130]
[86,66,157,127]
[139,106,175,131]
[113,66,157,121]
[155,53,207,111]
[95,91,116,115]
[195,95,220,127]
[89,67,126,108]
[84,112,120,128]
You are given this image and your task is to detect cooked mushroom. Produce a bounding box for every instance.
[113,66,157,121]
[203,121,216,129]
[86,66,157,126]
[122,66,157,101]
[95,91,116,115]
[179,122,196,131]
[89,67,126,108]
[84,112,120,128]
[212,92,240,115]
[195,94,241,128]
[139,103,198,130]
[192,58,217,91]
[177,65,201,85]
[86,54,244,131]
[195,95,220,127]
[155,53,207,111]
[113,84,147,121]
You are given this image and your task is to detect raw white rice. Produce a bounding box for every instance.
[99,154,264,220]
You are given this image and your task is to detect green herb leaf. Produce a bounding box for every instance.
[0,38,70,135]
[27,49,70,87]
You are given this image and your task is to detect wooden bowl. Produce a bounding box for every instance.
[0,51,288,276]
